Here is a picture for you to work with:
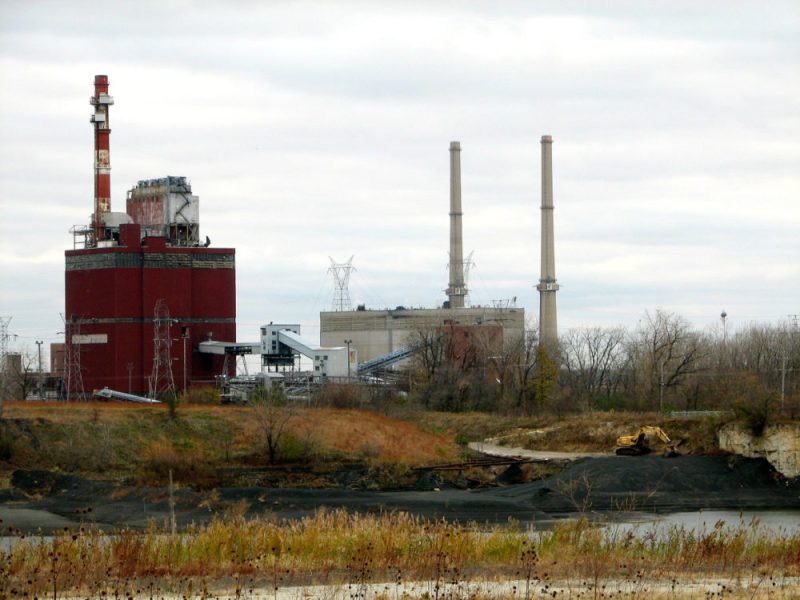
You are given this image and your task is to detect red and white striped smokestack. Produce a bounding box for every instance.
[90,74,114,243]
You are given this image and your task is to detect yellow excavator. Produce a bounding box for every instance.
[615,426,680,457]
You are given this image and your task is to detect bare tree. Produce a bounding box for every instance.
[408,327,449,382]
[561,326,627,409]
[251,382,295,464]
[2,351,38,401]
[629,309,707,409]
[714,319,800,415]
[492,326,540,413]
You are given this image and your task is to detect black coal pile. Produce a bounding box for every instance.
[483,455,800,513]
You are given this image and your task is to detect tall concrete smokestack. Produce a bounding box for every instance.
[90,74,114,244]
[537,135,559,351]
[447,141,466,308]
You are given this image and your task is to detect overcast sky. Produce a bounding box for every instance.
[1,0,798,360]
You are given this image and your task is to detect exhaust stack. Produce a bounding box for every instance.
[447,141,466,309]
[537,135,559,351]
[90,74,114,244]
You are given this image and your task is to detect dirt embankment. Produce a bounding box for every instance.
[720,422,800,478]
[1,405,799,533]
[476,412,729,455]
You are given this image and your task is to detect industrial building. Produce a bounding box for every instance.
[321,307,523,363]
[320,141,526,363]
[63,75,235,397]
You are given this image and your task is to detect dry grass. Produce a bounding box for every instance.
[294,408,460,466]
[0,402,462,481]
[0,510,798,598]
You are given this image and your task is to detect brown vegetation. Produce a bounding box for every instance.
[0,401,461,484]
[1,509,798,598]
[406,311,799,421]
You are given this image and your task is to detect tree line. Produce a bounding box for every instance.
[408,309,799,420]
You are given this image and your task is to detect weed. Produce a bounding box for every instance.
[0,510,799,597]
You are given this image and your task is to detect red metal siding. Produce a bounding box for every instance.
[126,196,165,230]
[64,244,235,396]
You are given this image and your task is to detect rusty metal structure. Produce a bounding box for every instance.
[127,176,200,246]
[63,75,236,397]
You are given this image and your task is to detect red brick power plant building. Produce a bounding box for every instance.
[63,75,235,397]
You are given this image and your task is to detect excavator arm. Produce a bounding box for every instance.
[615,426,678,457]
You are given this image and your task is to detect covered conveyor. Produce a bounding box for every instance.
[199,324,357,380]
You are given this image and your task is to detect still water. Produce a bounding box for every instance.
[601,509,800,534]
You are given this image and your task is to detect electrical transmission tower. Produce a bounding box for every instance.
[61,315,87,401]
[0,317,12,369]
[0,317,13,401]
[463,251,475,307]
[445,251,475,307]
[149,299,177,400]
[328,256,355,312]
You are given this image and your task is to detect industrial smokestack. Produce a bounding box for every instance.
[537,135,559,351]
[447,141,466,309]
[90,74,114,244]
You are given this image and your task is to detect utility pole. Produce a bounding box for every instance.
[344,339,352,380]
[127,362,133,394]
[181,327,190,394]
[780,353,787,412]
[35,340,43,400]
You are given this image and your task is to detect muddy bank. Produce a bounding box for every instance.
[1,456,798,533]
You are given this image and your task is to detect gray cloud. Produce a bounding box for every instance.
[1,1,798,356]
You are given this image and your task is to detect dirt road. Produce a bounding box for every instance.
[468,441,607,460]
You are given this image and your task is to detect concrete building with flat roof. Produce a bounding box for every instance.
[320,306,524,363]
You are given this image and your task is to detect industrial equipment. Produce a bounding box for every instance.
[615,426,680,457]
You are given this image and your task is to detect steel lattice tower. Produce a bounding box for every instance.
[62,316,87,401]
[462,250,475,307]
[0,317,11,369]
[148,299,177,399]
[329,256,355,312]
[0,317,13,401]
